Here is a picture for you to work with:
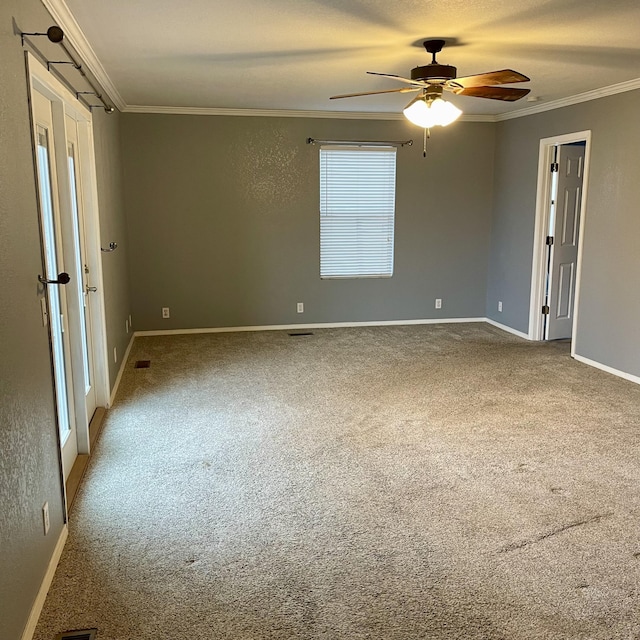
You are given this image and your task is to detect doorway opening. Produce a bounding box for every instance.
[528,131,591,354]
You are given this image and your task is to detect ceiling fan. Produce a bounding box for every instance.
[330,39,530,130]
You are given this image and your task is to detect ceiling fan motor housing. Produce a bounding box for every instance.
[411,64,457,82]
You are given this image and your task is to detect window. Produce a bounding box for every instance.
[320,146,397,278]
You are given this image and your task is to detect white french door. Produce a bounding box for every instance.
[30,54,108,482]
[65,115,98,423]
[33,91,79,478]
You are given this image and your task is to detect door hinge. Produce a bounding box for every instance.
[550,162,559,172]
[542,305,550,315]
[40,297,48,327]
[546,235,554,246]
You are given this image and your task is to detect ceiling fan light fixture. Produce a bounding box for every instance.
[403,95,462,128]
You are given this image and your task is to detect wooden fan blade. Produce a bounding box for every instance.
[330,87,420,99]
[366,71,427,86]
[454,69,530,88]
[452,86,530,101]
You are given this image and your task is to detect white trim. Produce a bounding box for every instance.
[21,525,68,640]
[134,317,487,337]
[496,77,640,121]
[485,318,531,340]
[109,333,135,407]
[81,124,111,409]
[123,105,403,120]
[528,139,556,340]
[40,0,126,111]
[121,104,494,122]
[528,131,592,345]
[573,354,640,386]
[95,82,640,122]
[116,76,640,120]
[27,53,91,119]
[569,136,592,359]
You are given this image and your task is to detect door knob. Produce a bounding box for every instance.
[38,272,71,285]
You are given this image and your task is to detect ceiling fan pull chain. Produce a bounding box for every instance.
[423,127,430,158]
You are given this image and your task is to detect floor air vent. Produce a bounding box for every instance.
[55,630,97,640]
[288,332,314,337]
[134,360,151,368]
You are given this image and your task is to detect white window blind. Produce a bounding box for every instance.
[320,146,396,278]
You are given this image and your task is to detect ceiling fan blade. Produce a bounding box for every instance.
[330,87,420,99]
[454,69,530,88]
[453,86,531,101]
[366,71,427,87]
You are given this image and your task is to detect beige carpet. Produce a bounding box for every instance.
[34,324,640,639]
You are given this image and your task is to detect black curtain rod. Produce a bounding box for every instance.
[307,138,413,148]
[21,26,115,113]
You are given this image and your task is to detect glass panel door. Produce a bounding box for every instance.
[67,132,96,417]
[34,112,78,476]
[30,55,109,488]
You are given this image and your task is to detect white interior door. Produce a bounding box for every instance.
[33,90,78,479]
[547,143,585,340]
[65,115,98,424]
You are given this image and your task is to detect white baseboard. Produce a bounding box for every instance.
[109,333,136,406]
[485,318,531,340]
[573,353,640,386]
[119,321,640,391]
[483,321,639,385]
[21,525,68,640]
[134,317,487,337]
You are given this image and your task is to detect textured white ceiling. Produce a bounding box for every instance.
[62,0,640,116]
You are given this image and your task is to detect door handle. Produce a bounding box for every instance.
[86,285,97,293]
[100,241,117,252]
[38,272,71,285]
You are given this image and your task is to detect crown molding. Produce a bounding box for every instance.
[122,105,403,120]
[496,77,640,121]
[121,104,495,122]
[40,0,126,111]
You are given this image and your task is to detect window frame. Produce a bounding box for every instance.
[319,145,397,280]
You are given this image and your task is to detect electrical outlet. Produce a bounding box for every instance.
[113,346,117,363]
[435,298,442,309]
[498,301,503,312]
[296,302,304,313]
[42,502,50,535]
[162,307,170,319]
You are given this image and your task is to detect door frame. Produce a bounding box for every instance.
[528,130,592,355]
[27,52,110,451]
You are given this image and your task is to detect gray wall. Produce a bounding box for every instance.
[121,114,496,330]
[93,109,132,389]
[0,3,65,639]
[0,2,131,638]
[487,90,640,378]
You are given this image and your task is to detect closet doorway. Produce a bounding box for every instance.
[529,131,591,351]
